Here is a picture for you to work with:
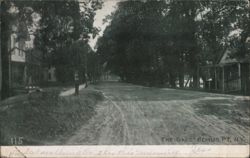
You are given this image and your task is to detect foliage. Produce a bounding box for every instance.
[1,0,36,99]
[33,0,103,82]
[97,0,249,87]
[196,0,249,63]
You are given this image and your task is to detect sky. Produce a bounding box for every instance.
[88,0,118,50]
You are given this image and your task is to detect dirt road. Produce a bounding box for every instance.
[66,81,250,145]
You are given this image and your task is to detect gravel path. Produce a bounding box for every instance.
[59,84,86,96]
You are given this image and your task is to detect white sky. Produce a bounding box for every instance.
[88,0,118,50]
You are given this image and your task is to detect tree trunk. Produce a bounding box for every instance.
[179,74,184,88]
[193,74,198,89]
[0,16,2,97]
[179,66,184,88]
[169,72,176,88]
[242,63,250,95]
[192,65,199,89]
[247,64,250,95]
[1,1,11,99]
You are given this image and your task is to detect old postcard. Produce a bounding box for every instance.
[0,0,250,157]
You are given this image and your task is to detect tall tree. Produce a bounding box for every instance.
[97,0,199,87]
[196,0,249,63]
[34,0,102,83]
[1,0,34,99]
[97,0,249,88]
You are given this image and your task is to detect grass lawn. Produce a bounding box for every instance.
[0,87,103,145]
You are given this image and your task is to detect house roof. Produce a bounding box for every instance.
[217,49,249,66]
[218,49,239,64]
[216,36,250,65]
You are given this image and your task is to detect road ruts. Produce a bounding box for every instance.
[65,81,250,145]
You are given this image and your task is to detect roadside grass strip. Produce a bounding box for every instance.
[0,87,103,145]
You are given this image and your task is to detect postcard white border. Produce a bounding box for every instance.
[1,145,249,158]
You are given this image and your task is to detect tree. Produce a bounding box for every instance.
[97,0,199,87]
[1,0,34,99]
[97,0,169,85]
[1,0,103,98]
[197,0,249,60]
[194,0,249,89]
[97,0,249,88]
[34,0,103,83]
[162,1,199,88]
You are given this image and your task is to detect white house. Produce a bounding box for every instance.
[9,24,31,88]
[9,39,26,88]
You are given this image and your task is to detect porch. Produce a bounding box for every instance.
[201,62,250,95]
